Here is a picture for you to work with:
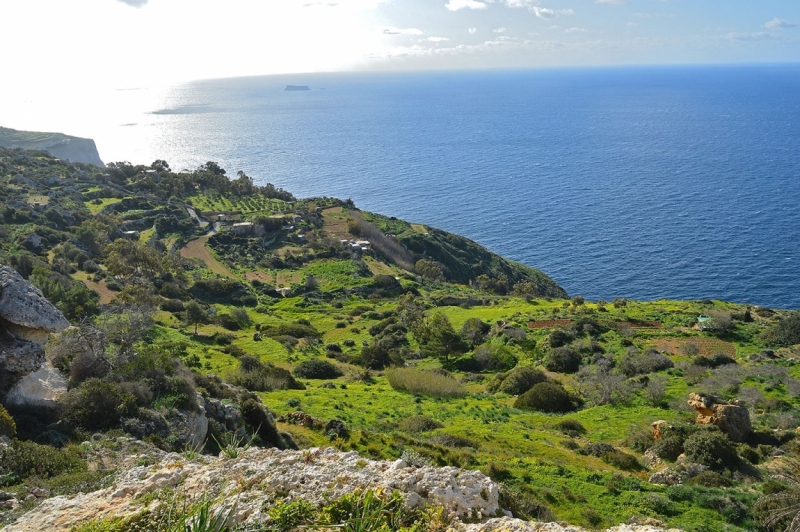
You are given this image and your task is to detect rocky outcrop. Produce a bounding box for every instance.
[0,266,70,397]
[5,446,501,531]
[4,360,68,409]
[687,393,752,442]
[0,127,104,167]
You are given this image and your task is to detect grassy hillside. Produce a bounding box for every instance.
[0,147,799,531]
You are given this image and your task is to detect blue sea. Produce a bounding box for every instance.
[111,65,800,308]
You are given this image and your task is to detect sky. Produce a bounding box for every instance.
[1,0,798,92]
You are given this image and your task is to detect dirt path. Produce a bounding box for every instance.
[180,234,236,278]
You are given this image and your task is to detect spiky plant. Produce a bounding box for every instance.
[756,459,800,532]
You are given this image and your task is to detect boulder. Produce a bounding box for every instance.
[5,360,68,409]
[0,266,70,334]
[0,265,70,397]
[687,392,752,442]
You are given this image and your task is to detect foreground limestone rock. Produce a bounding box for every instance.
[4,360,68,408]
[6,446,500,531]
[687,392,752,442]
[0,266,70,395]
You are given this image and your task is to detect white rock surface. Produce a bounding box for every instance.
[5,360,68,408]
[5,446,501,531]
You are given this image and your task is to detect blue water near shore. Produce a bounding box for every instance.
[146,65,800,308]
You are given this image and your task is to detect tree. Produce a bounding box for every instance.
[185,300,208,335]
[460,318,490,348]
[415,312,468,363]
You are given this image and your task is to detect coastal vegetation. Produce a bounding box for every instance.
[0,146,799,531]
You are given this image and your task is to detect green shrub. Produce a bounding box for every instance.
[0,404,16,438]
[555,419,586,436]
[385,367,466,398]
[293,359,343,379]
[431,434,478,449]
[498,485,554,522]
[470,344,518,371]
[545,347,581,374]
[240,398,295,450]
[489,366,547,395]
[761,312,800,347]
[0,440,86,479]
[651,435,684,462]
[687,470,733,488]
[60,379,137,431]
[548,329,573,348]
[398,415,443,433]
[227,355,304,391]
[581,442,616,457]
[601,450,643,471]
[683,430,739,470]
[514,382,577,413]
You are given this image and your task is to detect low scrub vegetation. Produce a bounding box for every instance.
[386,367,466,398]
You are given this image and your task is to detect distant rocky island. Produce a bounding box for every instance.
[284,85,311,91]
[0,126,104,167]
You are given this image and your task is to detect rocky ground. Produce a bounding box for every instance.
[3,441,683,532]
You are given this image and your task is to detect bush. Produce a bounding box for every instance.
[601,450,643,471]
[471,344,518,371]
[431,434,478,449]
[693,353,736,368]
[618,349,674,377]
[499,485,554,522]
[651,435,684,461]
[548,330,572,348]
[683,430,738,470]
[228,356,304,391]
[59,379,137,431]
[489,367,548,395]
[0,440,86,479]
[686,470,732,488]
[581,442,616,457]
[398,415,443,433]
[240,398,295,450]
[0,404,16,438]
[555,419,586,436]
[385,367,466,398]
[293,359,343,380]
[514,382,577,413]
[546,347,582,374]
[159,298,184,312]
[761,313,800,347]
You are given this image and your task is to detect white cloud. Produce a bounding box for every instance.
[115,0,147,6]
[468,27,478,34]
[426,36,450,41]
[595,0,625,3]
[493,27,507,33]
[565,27,585,33]
[383,27,423,35]
[764,18,796,30]
[626,21,637,27]
[531,6,574,19]
[445,0,487,11]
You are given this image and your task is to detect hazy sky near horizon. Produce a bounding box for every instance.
[1,0,799,91]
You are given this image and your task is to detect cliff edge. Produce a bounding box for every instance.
[0,127,104,167]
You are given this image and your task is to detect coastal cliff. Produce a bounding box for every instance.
[0,127,104,167]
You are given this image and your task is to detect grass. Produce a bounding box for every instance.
[85,197,123,214]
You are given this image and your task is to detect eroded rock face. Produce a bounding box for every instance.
[687,393,752,442]
[5,360,68,408]
[0,266,70,334]
[452,519,683,532]
[6,446,501,531]
[0,265,70,398]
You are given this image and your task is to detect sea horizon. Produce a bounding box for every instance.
[3,63,799,308]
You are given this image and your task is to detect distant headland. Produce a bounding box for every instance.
[0,126,104,167]
[284,85,311,91]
